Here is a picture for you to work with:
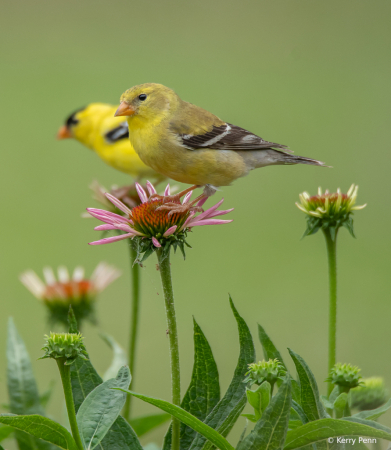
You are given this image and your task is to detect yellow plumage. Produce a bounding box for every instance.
[58,102,163,181]
[115,83,326,189]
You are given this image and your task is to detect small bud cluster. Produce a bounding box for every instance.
[244,359,286,387]
[41,332,88,365]
[351,377,389,411]
[326,363,362,390]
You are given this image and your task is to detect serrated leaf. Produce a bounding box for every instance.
[188,297,255,450]
[76,366,130,450]
[115,390,235,450]
[7,318,55,450]
[258,324,286,369]
[0,414,78,450]
[237,377,292,450]
[164,318,221,450]
[70,351,142,450]
[284,417,391,450]
[129,413,171,437]
[288,349,328,421]
[350,398,391,421]
[100,333,128,381]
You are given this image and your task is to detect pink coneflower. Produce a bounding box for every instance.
[87,181,233,260]
[20,263,120,326]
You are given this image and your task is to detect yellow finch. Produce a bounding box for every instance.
[115,83,327,212]
[57,102,163,181]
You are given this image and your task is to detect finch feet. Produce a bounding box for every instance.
[157,202,204,217]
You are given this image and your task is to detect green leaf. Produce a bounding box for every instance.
[76,366,130,450]
[284,417,391,450]
[7,318,55,450]
[259,382,271,413]
[70,352,142,450]
[350,398,391,421]
[116,390,235,450]
[164,318,221,450]
[129,413,171,437]
[288,349,328,421]
[257,324,286,369]
[0,414,78,450]
[291,401,309,425]
[246,389,261,417]
[334,393,348,419]
[100,332,128,381]
[241,414,257,423]
[68,306,79,334]
[0,425,14,442]
[237,377,292,450]
[189,297,255,450]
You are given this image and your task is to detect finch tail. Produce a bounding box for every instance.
[275,150,330,167]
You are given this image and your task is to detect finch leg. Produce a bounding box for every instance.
[149,185,200,204]
[157,193,208,217]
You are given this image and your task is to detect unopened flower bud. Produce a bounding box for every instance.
[40,332,88,365]
[351,377,389,411]
[326,363,362,391]
[243,359,286,387]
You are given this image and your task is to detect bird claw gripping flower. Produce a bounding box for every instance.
[87,181,233,263]
[351,377,390,411]
[296,184,366,240]
[40,332,88,365]
[243,359,286,388]
[326,363,363,392]
[20,263,121,327]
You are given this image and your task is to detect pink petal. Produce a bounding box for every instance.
[179,211,196,231]
[105,194,132,215]
[163,225,177,237]
[164,184,171,196]
[197,197,208,207]
[87,208,129,224]
[206,208,234,219]
[183,192,193,204]
[135,183,148,203]
[152,237,161,247]
[187,219,233,227]
[146,181,157,196]
[89,233,133,245]
[95,223,133,232]
[194,198,225,221]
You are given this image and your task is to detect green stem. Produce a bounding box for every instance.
[123,243,141,420]
[157,248,181,450]
[323,229,338,397]
[56,359,84,450]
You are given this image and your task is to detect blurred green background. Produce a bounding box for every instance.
[1,0,391,447]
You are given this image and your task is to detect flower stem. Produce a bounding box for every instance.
[123,243,141,420]
[323,229,338,397]
[157,248,181,450]
[56,359,84,450]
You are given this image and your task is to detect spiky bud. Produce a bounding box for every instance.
[40,332,88,365]
[243,359,286,387]
[351,377,389,411]
[326,363,362,391]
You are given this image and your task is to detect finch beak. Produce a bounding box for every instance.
[114,101,135,117]
[57,125,72,140]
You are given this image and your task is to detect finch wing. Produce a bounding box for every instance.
[179,123,289,152]
[104,122,129,143]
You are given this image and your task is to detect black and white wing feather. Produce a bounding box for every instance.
[179,123,289,152]
[104,122,129,143]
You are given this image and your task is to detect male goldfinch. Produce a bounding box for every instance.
[115,83,327,212]
[57,103,164,181]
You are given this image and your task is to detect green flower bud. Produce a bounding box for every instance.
[40,332,88,365]
[351,377,389,411]
[243,359,286,387]
[326,363,362,391]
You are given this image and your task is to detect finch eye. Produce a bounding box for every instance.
[138,94,147,101]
